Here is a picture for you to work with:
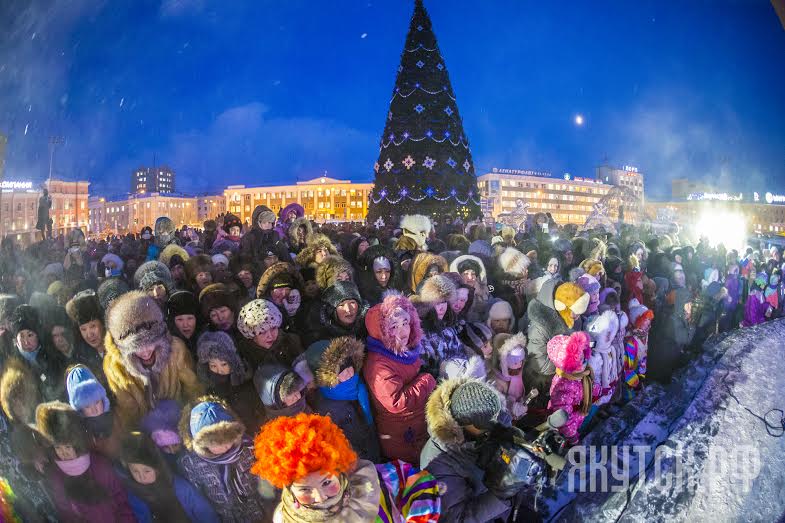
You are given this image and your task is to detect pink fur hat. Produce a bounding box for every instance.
[546,331,591,374]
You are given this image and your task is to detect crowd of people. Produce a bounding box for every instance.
[0,202,780,522]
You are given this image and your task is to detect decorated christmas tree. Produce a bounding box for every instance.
[366,0,481,223]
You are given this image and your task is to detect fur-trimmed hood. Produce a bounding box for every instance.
[279,203,305,224]
[450,254,487,283]
[408,252,448,294]
[315,256,354,291]
[498,247,531,276]
[159,244,190,268]
[425,377,505,450]
[294,233,338,268]
[256,262,303,299]
[178,395,245,458]
[491,332,527,377]
[1,358,40,424]
[307,336,365,388]
[287,217,313,247]
[364,291,423,351]
[253,364,304,410]
[196,331,249,387]
[414,273,456,305]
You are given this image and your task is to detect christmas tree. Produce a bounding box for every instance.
[366,0,481,223]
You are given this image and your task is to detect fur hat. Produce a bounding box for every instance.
[140,399,183,448]
[568,267,586,282]
[222,213,242,235]
[627,299,654,330]
[252,205,277,227]
[198,283,238,318]
[322,281,362,311]
[450,255,487,283]
[106,291,169,364]
[237,299,282,339]
[554,282,589,329]
[196,331,247,386]
[1,359,40,424]
[159,244,189,268]
[580,258,605,278]
[315,256,354,291]
[409,252,449,293]
[179,396,245,458]
[101,253,124,272]
[498,247,531,276]
[257,262,303,299]
[154,216,176,246]
[306,336,364,388]
[294,233,338,267]
[66,289,103,327]
[134,261,174,293]
[417,273,456,304]
[121,431,171,483]
[66,365,109,413]
[10,304,39,336]
[185,254,213,283]
[35,401,91,454]
[97,277,130,311]
[167,290,199,320]
[547,331,591,374]
[364,291,422,351]
[487,300,514,326]
[399,215,432,250]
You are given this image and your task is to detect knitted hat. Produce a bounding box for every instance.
[576,273,601,296]
[97,277,130,311]
[487,300,514,324]
[237,299,282,339]
[66,365,109,413]
[418,274,456,304]
[198,283,237,318]
[35,401,91,455]
[167,290,199,320]
[182,396,245,457]
[554,282,589,328]
[547,331,591,374]
[322,281,362,311]
[222,213,242,234]
[140,399,182,448]
[65,289,103,327]
[211,254,229,267]
[10,304,39,336]
[134,261,174,293]
[498,247,531,276]
[627,299,654,329]
[255,206,277,226]
[459,322,493,356]
[449,380,510,430]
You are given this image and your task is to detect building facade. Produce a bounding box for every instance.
[477,168,613,225]
[0,178,90,243]
[595,165,645,204]
[224,176,373,224]
[645,197,785,235]
[131,166,175,194]
[89,192,197,235]
[196,194,226,223]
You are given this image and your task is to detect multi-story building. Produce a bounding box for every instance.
[595,165,645,204]
[477,168,613,225]
[0,178,90,243]
[196,194,226,223]
[224,176,373,224]
[131,166,175,194]
[88,192,197,235]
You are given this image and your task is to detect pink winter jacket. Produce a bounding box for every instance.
[548,371,587,442]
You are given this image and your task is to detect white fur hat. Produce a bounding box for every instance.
[498,247,530,276]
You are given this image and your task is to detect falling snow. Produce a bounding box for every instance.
[119,97,124,108]
[24,124,29,135]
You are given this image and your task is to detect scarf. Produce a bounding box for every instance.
[200,441,249,498]
[320,375,374,426]
[366,336,419,365]
[16,344,40,365]
[83,411,114,439]
[278,461,381,523]
[555,366,594,415]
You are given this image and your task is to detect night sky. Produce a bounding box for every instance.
[1,0,783,199]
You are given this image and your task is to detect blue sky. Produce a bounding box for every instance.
[1,0,783,199]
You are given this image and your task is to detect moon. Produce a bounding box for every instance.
[575,114,584,126]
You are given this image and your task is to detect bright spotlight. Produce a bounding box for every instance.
[695,210,746,251]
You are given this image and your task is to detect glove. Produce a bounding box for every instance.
[511,401,528,419]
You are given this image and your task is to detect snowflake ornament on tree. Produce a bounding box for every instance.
[402,155,415,170]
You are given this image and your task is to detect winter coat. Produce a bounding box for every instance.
[47,452,135,523]
[127,474,220,523]
[742,291,769,327]
[364,336,436,464]
[548,367,589,443]
[178,444,268,523]
[285,216,313,255]
[240,206,288,267]
[623,334,647,399]
[237,331,304,373]
[490,332,529,419]
[418,313,464,379]
[523,278,570,408]
[356,244,404,305]
[420,378,511,523]
[7,347,65,402]
[586,311,620,406]
[103,336,204,429]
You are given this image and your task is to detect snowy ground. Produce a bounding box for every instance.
[536,319,785,522]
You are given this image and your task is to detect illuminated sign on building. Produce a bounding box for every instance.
[765,192,785,204]
[1,181,34,190]
[492,167,552,178]
[686,192,743,202]
[623,166,639,173]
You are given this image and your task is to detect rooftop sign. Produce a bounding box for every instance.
[1,181,33,190]
[491,167,552,178]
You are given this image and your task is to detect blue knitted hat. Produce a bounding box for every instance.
[189,400,234,438]
[66,365,110,413]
